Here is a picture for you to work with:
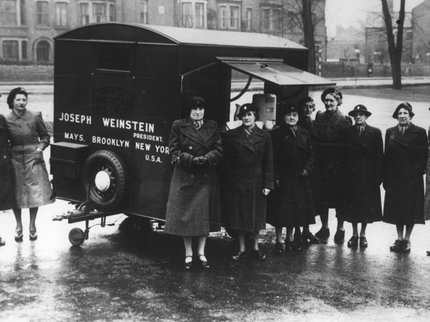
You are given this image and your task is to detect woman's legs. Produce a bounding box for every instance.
[404,224,414,241]
[396,224,404,240]
[29,207,38,235]
[360,223,367,237]
[183,236,193,258]
[352,223,359,237]
[275,227,283,244]
[197,236,207,256]
[13,208,23,238]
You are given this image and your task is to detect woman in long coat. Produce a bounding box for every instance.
[383,102,428,253]
[221,103,274,261]
[313,87,351,244]
[268,104,314,253]
[0,111,15,246]
[6,87,54,242]
[165,96,222,269]
[340,105,383,249]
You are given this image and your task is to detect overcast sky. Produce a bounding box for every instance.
[325,0,425,36]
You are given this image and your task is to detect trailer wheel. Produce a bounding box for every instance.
[69,228,85,247]
[82,150,128,210]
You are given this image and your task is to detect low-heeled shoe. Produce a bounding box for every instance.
[359,237,368,249]
[389,239,401,252]
[347,236,358,248]
[334,230,345,244]
[315,227,330,244]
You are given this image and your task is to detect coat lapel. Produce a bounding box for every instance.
[281,126,307,150]
[180,119,215,148]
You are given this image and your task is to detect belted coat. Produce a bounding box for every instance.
[339,124,383,223]
[165,118,222,236]
[0,114,15,210]
[383,123,428,225]
[6,109,54,208]
[267,125,315,228]
[312,109,351,211]
[220,126,274,232]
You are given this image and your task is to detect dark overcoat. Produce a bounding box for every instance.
[165,118,222,236]
[267,125,315,228]
[0,114,15,210]
[220,126,274,232]
[6,109,54,208]
[312,109,351,211]
[383,123,428,225]
[425,131,430,220]
[339,125,383,223]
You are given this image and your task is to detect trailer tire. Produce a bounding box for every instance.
[82,150,128,210]
[69,228,85,247]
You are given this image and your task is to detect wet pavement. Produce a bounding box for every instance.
[1,86,430,321]
[1,202,430,321]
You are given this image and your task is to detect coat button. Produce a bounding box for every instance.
[189,146,193,150]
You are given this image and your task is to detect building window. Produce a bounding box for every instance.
[109,3,116,21]
[140,0,148,23]
[179,0,207,29]
[261,7,282,33]
[262,8,270,32]
[2,40,19,61]
[21,40,27,60]
[218,4,240,30]
[245,8,252,31]
[93,3,107,23]
[79,3,90,25]
[0,0,18,26]
[36,40,50,63]
[36,1,50,26]
[55,2,68,27]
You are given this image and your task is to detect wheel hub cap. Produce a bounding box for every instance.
[94,170,111,192]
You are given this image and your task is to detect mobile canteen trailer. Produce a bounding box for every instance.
[50,23,334,246]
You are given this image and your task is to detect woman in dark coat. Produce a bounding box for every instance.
[297,96,320,244]
[0,110,15,246]
[221,103,274,261]
[165,96,222,269]
[383,102,428,253]
[6,87,54,242]
[313,87,352,244]
[268,104,314,253]
[340,105,383,249]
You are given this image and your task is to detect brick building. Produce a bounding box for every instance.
[0,0,327,64]
[412,0,430,64]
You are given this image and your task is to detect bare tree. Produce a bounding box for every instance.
[381,0,405,89]
[282,0,325,73]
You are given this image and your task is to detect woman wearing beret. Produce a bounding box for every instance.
[6,87,54,242]
[340,105,383,249]
[0,108,15,246]
[268,104,315,253]
[221,103,274,261]
[383,102,428,253]
[313,87,352,244]
[165,96,222,269]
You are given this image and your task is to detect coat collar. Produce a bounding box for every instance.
[278,124,308,150]
[8,109,33,121]
[229,125,264,153]
[179,118,217,148]
[390,122,421,146]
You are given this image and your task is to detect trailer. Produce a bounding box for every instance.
[50,22,334,246]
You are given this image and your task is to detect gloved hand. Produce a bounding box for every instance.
[193,156,209,166]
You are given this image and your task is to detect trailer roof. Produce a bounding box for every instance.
[55,23,306,50]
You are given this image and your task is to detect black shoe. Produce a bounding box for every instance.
[252,250,266,261]
[347,236,358,248]
[198,255,210,269]
[315,227,330,244]
[400,240,411,253]
[302,231,320,244]
[390,240,402,252]
[232,251,248,261]
[292,236,303,251]
[15,234,23,242]
[426,251,430,256]
[273,242,284,255]
[334,230,345,244]
[184,256,193,270]
[29,232,38,241]
[359,237,368,249]
[0,237,5,246]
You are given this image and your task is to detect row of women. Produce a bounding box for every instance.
[0,87,55,246]
[165,89,430,270]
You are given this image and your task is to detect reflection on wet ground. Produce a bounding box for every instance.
[1,202,430,321]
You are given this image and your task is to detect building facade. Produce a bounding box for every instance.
[0,0,327,64]
[412,0,430,64]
